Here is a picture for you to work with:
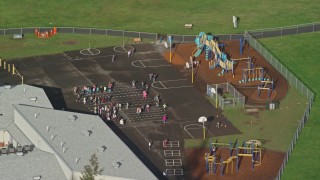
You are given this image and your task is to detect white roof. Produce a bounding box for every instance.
[13,103,157,179]
[0,150,66,180]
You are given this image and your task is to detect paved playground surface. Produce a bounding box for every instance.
[0,41,286,179]
[1,43,240,179]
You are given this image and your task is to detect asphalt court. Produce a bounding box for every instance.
[132,59,171,68]
[152,79,193,90]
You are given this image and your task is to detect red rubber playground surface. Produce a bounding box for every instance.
[163,41,289,105]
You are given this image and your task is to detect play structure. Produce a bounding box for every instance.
[258,80,274,101]
[238,57,266,83]
[204,139,262,176]
[34,27,57,38]
[193,32,234,75]
[190,33,279,104]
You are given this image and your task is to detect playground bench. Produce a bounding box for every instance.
[133,38,142,43]
[184,24,193,29]
[13,34,23,39]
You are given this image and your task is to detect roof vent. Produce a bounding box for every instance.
[46,126,50,132]
[60,141,65,147]
[69,115,77,122]
[76,157,80,164]
[97,146,107,152]
[83,130,92,137]
[24,88,26,93]
[62,147,67,153]
[50,135,56,140]
[112,161,122,168]
[33,175,41,180]
[4,85,11,89]
[34,112,39,119]
[29,97,37,101]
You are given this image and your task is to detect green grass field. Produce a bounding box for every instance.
[0,0,319,34]
[185,86,307,152]
[0,34,152,59]
[260,32,320,179]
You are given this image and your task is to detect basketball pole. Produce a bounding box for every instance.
[216,84,218,108]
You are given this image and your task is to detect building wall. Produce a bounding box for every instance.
[14,110,72,180]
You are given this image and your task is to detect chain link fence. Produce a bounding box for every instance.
[206,83,245,109]
[245,31,315,180]
[0,27,245,42]
[248,21,320,39]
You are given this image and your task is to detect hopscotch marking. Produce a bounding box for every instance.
[164,141,180,148]
[166,169,183,176]
[164,150,181,157]
[165,159,182,166]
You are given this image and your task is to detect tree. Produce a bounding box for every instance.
[80,153,103,180]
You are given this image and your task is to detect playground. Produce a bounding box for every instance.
[162,35,289,105]
[0,35,309,180]
[186,146,284,180]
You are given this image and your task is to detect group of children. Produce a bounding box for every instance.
[74,77,170,125]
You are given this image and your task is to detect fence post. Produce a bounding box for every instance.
[313,23,315,32]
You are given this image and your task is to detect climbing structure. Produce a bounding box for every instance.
[193,32,234,75]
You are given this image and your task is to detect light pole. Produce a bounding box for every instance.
[198,116,207,139]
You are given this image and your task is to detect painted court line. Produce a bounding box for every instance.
[139,60,146,68]
[184,124,213,138]
[158,81,167,89]
[152,79,193,90]
[69,55,115,61]
[131,59,171,68]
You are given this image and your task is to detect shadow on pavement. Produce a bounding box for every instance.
[107,122,166,180]
[31,84,67,110]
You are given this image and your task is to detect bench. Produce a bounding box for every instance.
[185,24,193,29]
[13,34,23,39]
[133,38,142,43]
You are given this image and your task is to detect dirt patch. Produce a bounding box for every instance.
[185,148,285,180]
[162,40,289,105]
[63,40,78,45]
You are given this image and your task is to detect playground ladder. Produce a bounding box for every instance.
[208,162,214,174]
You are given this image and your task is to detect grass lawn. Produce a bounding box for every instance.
[185,86,307,152]
[0,34,152,60]
[260,32,320,179]
[0,0,319,34]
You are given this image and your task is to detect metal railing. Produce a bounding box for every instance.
[245,31,315,180]
[206,83,245,109]
[248,21,320,39]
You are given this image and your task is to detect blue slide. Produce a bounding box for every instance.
[194,47,203,57]
[194,33,206,57]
